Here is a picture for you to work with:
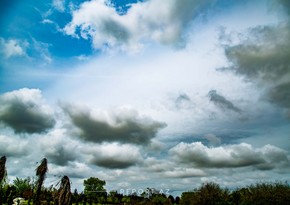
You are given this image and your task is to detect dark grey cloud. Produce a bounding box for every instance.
[223,25,290,82]
[87,143,142,169]
[91,157,137,169]
[208,90,241,113]
[267,82,290,109]
[0,89,55,134]
[221,1,290,115]
[170,142,289,170]
[276,0,290,15]
[62,105,166,145]
[45,145,77,166]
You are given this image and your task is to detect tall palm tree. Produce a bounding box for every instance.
[34,158,48,205]
[57,176,72,205]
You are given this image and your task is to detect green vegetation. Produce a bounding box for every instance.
[0,155,290,204]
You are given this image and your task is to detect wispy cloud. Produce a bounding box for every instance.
[0,38,28,58]
[208,90,241,113]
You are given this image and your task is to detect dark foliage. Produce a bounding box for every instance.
[1,156,290,205]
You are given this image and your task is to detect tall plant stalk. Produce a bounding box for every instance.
[57,176,72,205]
[0,156,7,205]
[0,156,6,182]
[34,158,48,205]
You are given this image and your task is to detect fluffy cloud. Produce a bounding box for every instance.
[49,161,93,179]
[87,143,142,169]
[0,38,27,58]
[53,0,66,12]
[64,0,211,51]
[163,168,206,178]
[170,142,289,170]
[0,88,55,134]
[62,105,166,145]
[143,157,205,178]
[208,90,241,113]
[40,133,78,166]
[0,135,29,157]
[222,1,290,115]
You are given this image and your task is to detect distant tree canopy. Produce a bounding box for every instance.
[84,177,106,203]
[180,181,290,205]
[84,177,106,193]
[12,177,33,198]
[1,156,290,205]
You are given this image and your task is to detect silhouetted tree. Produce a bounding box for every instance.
[84,177,106,203]
[175,196,180,204]
[168,195,175,204]
[72,189,79,205]
[180,182,229,205]
[232,182,290,205]
[34,158,48,205]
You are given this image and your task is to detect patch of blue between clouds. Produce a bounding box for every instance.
[0,0,93,61]
[110,0,144,15]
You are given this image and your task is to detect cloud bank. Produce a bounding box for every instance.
[63,105,166,145]
[170,142,289,170]
[87,143,142,169]
[64,0,212,51]
[222,1,290,116]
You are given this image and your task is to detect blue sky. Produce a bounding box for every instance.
[0,0,290,196]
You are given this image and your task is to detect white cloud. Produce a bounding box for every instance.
[53,0,66,12]
[163,168,206,178]
[0,135,29,157]
[64,0,211,51]
[170,142,289,170]
[0,38,27,58]
[85,143,143,169]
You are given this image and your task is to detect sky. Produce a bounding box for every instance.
[0,0,290,196]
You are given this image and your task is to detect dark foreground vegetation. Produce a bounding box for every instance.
[1,156,290,205]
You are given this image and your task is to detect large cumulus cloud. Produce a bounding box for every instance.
[64,0,212,51]
[0,88,55,134]
[62,105,166,145]
[40,133,79,166]
[222,1,290,115]
[86,143,142,169]
[170,142,289,170]
[0,135,29,157]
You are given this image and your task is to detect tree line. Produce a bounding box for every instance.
[1,155,290,205]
